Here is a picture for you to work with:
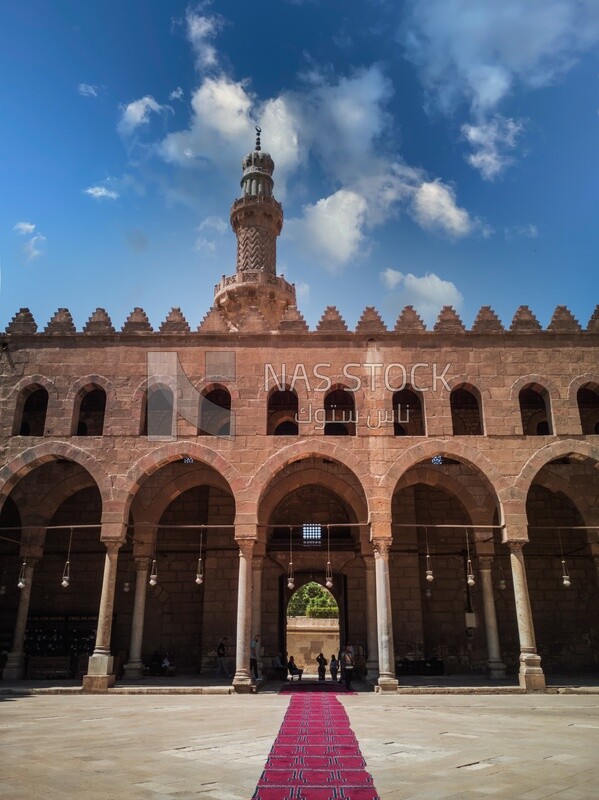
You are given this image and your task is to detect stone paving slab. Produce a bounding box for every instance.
[0,692,598,799]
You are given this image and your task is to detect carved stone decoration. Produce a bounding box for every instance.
[6,308,38,334]
[316,306,349,333]
[235,220,278,275]
[434,306,466,333]
[587,305,599,333]
[510,305,542,333]
[159,307,191,333]
[239,305,269,333]
[198,306,231,333]
[278,305,309,333]
[83,308,115,334]
[547,306,581,333]
[471,306,504,333]
[45,308,76,334]
[356,307,387,334]
[394,305,426,333]
[122,308,153,333]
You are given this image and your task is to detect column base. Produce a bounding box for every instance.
[233,674,255,693]
[123,661,143,679]
[2,652,26,680]
[518,653,545,692]
[488,660,507,679]
[375,676,398,693]
[82,674,116,693]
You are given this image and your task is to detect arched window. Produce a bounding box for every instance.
[199,386,231,436]
[577,384,599,435]
[519,385,552,435]
[324,387,356,436]
[73,386,106,436]
[393,387,425,436]
[267,389,299,435]
[14,385,48,436]
[450,385,483,435]
[141,384,175,437]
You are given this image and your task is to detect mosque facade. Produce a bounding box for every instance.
[1,132,598,692]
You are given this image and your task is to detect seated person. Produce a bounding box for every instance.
[271,652,288,680]
[161,653,176,677]
[287,655,303,680]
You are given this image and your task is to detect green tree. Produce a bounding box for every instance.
[287,581,338,618]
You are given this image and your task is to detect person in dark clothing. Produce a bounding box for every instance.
[316,652,328,681]
[341,644,354,690]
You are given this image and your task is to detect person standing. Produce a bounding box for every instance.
[216,636,230,678]
[316,652,328,681]
[330,653,339,682]
[341,643,354,690]
[250,634,261,680]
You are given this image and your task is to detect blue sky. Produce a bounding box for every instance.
[2,1,598,331]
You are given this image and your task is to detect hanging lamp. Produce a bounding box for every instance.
[17,559,26,590]
[149,555,158,586]
[465,530,475,587]
[498,562,507,591]
[425,527,434,583]
[195,527,204,585]
[325,524,333,589]
[558,529,571,587]
[287,526,295,590]
[61,526,74,588]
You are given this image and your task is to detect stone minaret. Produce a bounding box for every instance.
[214,127,296,330]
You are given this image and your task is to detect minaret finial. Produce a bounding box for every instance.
[255,125,261,152]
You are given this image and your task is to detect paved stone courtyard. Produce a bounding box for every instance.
[1,691,598,800]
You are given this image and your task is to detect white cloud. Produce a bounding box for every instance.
[169,86,184,101]
[84,185,120,200]
[157,24,479,254]
[411,180,474,237]
[286,189,368,270]
[186,8,222,71]
[505,223,538,240]
[403,1,599,174]
[199,215,227,234]
[118,95,164,136]
[13,221,36,235]
[23,234,46,261]
[380,270,463,324]
[78,83,98,97]
[462,116,524,179]
[195,236,217,254]
[404,0,599,114]
[296,281,310,302]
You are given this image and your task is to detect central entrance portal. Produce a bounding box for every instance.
[286,581,340,676]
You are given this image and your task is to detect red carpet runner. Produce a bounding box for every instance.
[252,691,379,800]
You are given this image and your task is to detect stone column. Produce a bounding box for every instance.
[373,538,398,692]
[251,555,263,676]
[478,556,506,678]
[233,538,255,692]
[3,559,38,680]
[364,555,379,678]
[508,540,545,691]
[123,557,150,679]
[83,540,122,692]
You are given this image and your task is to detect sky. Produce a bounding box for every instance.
[1,1,598,332]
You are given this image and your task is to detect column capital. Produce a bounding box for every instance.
[104,540,123,556]
[251,554,263,570]
[363,553,375,570]
[372,538,392,559]
[134,556,150,571]
[478,555,494,570]
[507,540,527,554]
[238,539,255,558]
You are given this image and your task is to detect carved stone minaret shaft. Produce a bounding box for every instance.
[214,127,296,331]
